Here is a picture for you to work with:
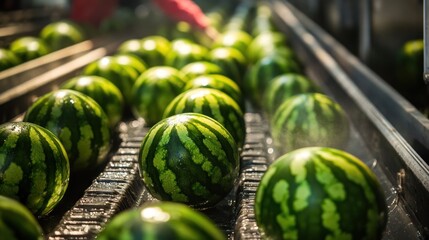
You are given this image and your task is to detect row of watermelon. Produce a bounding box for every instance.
[0,1,255,239]
[0,1,389,240]
[0,20,87,71]
[98,2,265,239]
[241,3,389,240]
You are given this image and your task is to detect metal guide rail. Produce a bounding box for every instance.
[0,1,427,239]
[0,28,144,124]
[40,110,421,239]
[268,0,429,237]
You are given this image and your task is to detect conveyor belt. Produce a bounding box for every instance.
[0,1,427,239]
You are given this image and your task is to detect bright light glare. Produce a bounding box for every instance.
[140,207,170,222]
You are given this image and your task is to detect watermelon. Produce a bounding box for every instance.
[60,75,125,127]
[24,89,111,173]
[166,41,208,69]
[113,53,147,75]
[138,113,239,208]
[271,93,350,153]
[39,20,86,51]
[97,201,226,240]
[0,122,70,216]
[263,73,319,116]
[182,74,244,111]
[117,35,170,67]
[170,21,197,42]
[245,54,300,107]
[9,36,50,62]
[209,47,247,85]
[395,39,424,93]
[212,30,253,59]
[0,195,44,240]
[180,61,226,81]
[131,66,187,126]
[83,56,139,104]
[0,48,20,71]
[255,147,388,240]
[163,88,245,148]
[247,31,287,63]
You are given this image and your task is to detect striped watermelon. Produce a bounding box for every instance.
[131,66,187,126]
[24,89,111,173]
[163,88,245,148]
[0,195,44,239]
[247,31,287,63]
[170,21,197,42]
[0,122,70,216]
[182,74,245,111]
[255,147,388,240]
[212,30,253,59]
[138,113,239,208]
[113,53,147,75]
[180,61,226,81]
[271,93,350,153]
[166,41,208,69]
[60,75,125,127]
[0,48,20,71]
[245,54,300,107]
[9,36,50,62]
[97,201,226,240]
[39,20,86,51]
[209,47,247,84]
[263,73,319,116]
[117,36,170,67]
[83,56,139,104]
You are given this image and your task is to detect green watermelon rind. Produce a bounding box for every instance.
[0,122,70,216]
[23,89,111,173]
[131,66,187,126]
[60,75,125,128]
[0,195,44,240]
[163,88,246,149]
[138,113,239,209]
[255,147,388,240]
[271,93,350,153]
[97,201,226,240]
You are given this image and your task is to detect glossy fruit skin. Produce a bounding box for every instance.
[9,36,50,62]
[0,122,70,216]
[131,66,187,126]
[113,53,147,75]
[163,88,245,149]
[245,54,300,108]
[83,56,139,104]
[183,74,244,111]
[271,93,350,153]
[117,36,171,67]
[0,195,44,240]
[0,48,20,71]
[97,201,226,240]
[212,30,253,59]
[180,61,226,81]
[247,31,287,63]
[39,20,86,51]
[209,47,247,85]
[138,113,239,209]
[165,42,208,69]
[61,75,125,127]
[24,89,111,173]
[262,73,319,117]
[255,147,388,240]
